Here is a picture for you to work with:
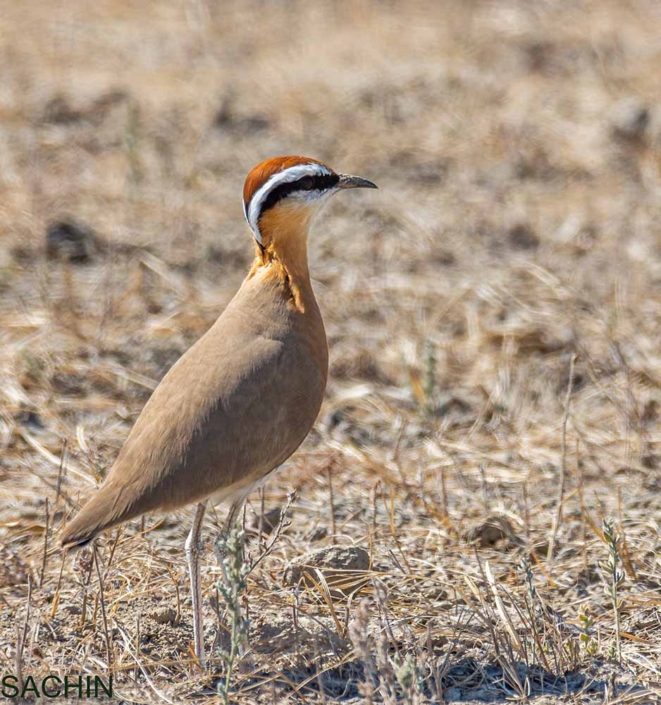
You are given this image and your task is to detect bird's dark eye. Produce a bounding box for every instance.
[299,176,314,191]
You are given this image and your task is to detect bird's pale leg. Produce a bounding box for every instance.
[213,498,246,565]
[185,501,207,668]
[222,499,244,540]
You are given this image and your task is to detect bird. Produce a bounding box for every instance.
[60,156,377,667]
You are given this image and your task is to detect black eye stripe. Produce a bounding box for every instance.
[259,173,339,216]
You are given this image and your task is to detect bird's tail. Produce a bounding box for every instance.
[60,483,135,549]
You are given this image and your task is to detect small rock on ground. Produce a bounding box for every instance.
[247,506,283,536]
[283,545,371,596]
[464,516,523,549]
[46,219,100,263]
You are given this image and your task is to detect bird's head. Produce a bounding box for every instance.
[243,156,377,248]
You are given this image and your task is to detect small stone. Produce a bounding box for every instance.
[283,545,371,596]
[15,409,45,430]
[308,526,328,542]
[150,608,178,625]
[247,506,283,536]
[46,219,99,264]
[214,96,270,135]
[42,95,82,124]
[611,99,650,144]
[508,224,539,250]
[464,516,522,549]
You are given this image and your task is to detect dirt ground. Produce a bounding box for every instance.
[1,0,661,702]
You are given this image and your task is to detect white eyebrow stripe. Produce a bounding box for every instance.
[245,163,332,243]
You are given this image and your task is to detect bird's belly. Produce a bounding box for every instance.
[205,466,273,509]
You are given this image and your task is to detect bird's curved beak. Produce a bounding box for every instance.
[337,174,378,190]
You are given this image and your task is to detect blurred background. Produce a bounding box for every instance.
[1,0,661,701]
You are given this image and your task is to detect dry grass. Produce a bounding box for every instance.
[1,0,661,702]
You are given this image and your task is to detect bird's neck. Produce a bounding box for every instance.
[248,205,316,313]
